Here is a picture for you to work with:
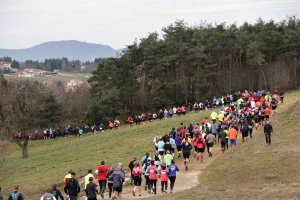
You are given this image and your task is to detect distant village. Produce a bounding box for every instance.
[0,61,90,91]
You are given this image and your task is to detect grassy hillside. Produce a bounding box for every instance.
[0,110,210,199]
[148,90,300,200]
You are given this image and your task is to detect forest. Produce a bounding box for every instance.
[1,16,300,137]
[88,16,300,115]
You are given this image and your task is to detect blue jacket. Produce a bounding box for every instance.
[156,141,165,152]
[168,164,179,177]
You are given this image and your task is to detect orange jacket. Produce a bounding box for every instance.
[228,128,238,139]
[264,107,270,115]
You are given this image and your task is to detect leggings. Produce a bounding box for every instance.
[108,183,113,198]
[161,181,168,192]
[150,180,157,194]
[169,176,176,189]
[225,138,229,149]
[221,142,226,151]
[98,180,107,193]
[145,175,150,190]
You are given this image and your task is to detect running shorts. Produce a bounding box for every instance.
[272,105,277,110]
[159,151,164,156]
[183,152,190,159]
[170,148,175,153]
[113,186,122,193]
[197,148,204,153]
[176,146,182,151]
[133,176,142,186]
[230,139,236,146]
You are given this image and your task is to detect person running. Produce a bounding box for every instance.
[112,166,125,200]
[142,157,151,192]
[132,161,143,196]
[218,128,227,153]
[169,136,176,157]
[40,189,57,200]
[106,167,114,200]
[240,121,249,142]
[228,126,238,152]
[128,157,137,185]
[265,106,271,121]
[211,121,218,143]
[279,91,284,104]
[163,150,173,166]
[97,161,109,198]
[253,108,261,130]
[141,152,150,166]
[164,139,172,155]
[64,172,80,200]
[175,133,182,157]
[153,151,162,168]
[264,121,273,145]
[50,184,64,200]
[158,162,169,193]
[84,169,95,198]
[153,133,160,150]
[156,138,165,156]
[182,137,192,170]
[206,132,216,157]
[146,160,158,195]
[196,133,206,162]
[192,132,199,158]
[86,177,99,200]
[63,169,73,185]
[8,185,24,200]
[271,98,278,114]
[248,120,254,138]
[168,159,179,193]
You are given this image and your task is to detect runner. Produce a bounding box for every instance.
[196,133,206,162]
[8,185,24,200]
[128,157,137,185]
[84,169,95,198]
[175,134,182,157]
[153,151,162,168]
[132,161,143,196]
[168,159,179,193]
[206,132,216,157]
[64,172,80,200]
[182,137,192,170]
[156,138,165,156]
[248,119,254,138]
[169,136,176,157]
[265,106,271,121]
[264,121,273,145]
[240,121,249,142]
[210,111,217,123]
[153,133,160,150]
[97,161,109,198]
[86,177,99,200]
[63,169,73,185]
[158,161,169,193]
[218,128,227,153]
[142,157,151,192]
[228,126,238,152]
[146,160,158,195]
[108,121,114,131]
[279,91,284,104]
[271,98,278,114]
[106,167,114,200]
[112,166,125,200]
[40,189,56,200]
[50,184,64,200]
[253,108,260,130]
[163,150,173,166]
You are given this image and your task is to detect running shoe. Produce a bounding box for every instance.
[133,191,136,196]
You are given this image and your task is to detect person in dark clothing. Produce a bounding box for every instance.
[128,157,137,185]
[187,123,194,138]
[51,184,64,200]
[106,167,114,200]
[161,133,169,143]
[86,177,99,200]
[264,121,273,145]
[164,139,172,155]
[64,172,80,200]
[8,185,24,200]
[169,128,176,139]
[218,129,227,152]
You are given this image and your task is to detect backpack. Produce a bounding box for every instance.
[245,111,250,118]
[197,138,203,144]
[261,109,265,114]
[241,124,249,132]
[11,192,19,200]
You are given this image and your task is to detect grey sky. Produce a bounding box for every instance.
[1,0,299,50]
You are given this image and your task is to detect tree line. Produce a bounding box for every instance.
[88,16,300,117]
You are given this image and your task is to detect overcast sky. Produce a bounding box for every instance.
[1,0,299,50]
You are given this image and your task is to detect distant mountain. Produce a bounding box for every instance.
[0,40,126,62]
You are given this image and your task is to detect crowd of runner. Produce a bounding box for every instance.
[6,89,281,200]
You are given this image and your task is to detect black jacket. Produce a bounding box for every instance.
[64,178,80,196]
[7,191,24,200]
[86,182,98,198]
[264,124,273,134]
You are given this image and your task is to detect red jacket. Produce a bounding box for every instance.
[196,136,206,148]
[97,165,109,180]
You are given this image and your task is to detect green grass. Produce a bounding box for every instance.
[147,90,300,200]
[0,110,210,199]
[4,73,91,83]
